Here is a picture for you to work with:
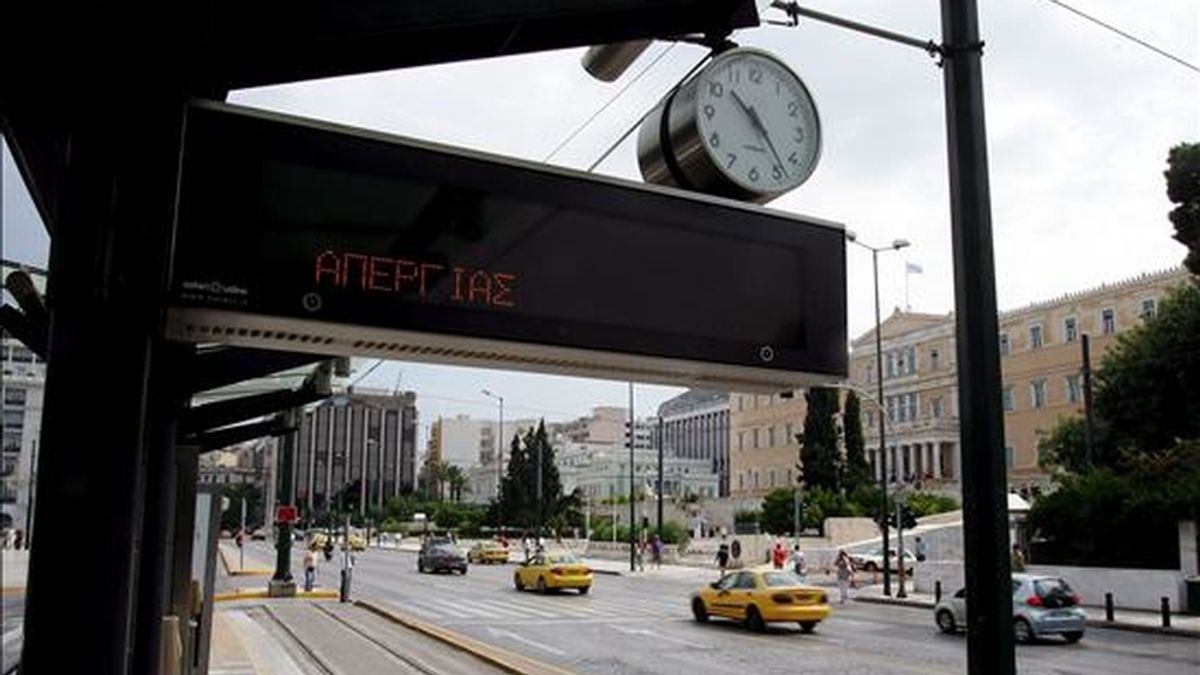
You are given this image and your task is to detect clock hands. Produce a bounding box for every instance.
[730,89,789,179]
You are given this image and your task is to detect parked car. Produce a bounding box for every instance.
[250,528,268,541]
[691,568,830,633]
[418,541,468,575]
[934,574,1085,643]
[851,548,917,573]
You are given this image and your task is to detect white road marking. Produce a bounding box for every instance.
[485,627,567,657]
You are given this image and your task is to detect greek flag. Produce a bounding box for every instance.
[906,262,924,274]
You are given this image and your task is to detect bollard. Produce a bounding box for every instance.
[935,580,942,603]
[1161,597,1171,628]
[1105,592,1114,622]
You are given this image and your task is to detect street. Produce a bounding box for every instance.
[249,542,1200,675]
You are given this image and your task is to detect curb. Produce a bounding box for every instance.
[356,599,575,675]
[214,588,339,603]
[854,596,1200,639]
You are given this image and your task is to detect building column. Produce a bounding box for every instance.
[934,442,944,478]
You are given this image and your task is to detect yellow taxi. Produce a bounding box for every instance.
[513,550,593,594]
[343,532,367,552]
[691,568,831,633]
[467,540,510,564]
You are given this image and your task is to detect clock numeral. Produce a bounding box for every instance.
[727,68,740,84]
[793,127,806,144]
[788,100,800,118]
[703,104,715,121]
[788,151,799,166]
[749,68,763,84]
[748,167,760,183]
[708,81,724,98]
[726,153,737,169]
[709,132,720,148]
[772,165,784,181]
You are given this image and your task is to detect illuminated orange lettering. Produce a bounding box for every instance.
[368,256,394,292]
[419,263,444,299]
[468,270,492,305]
[451,267,467,302]
[395,259,419,293]
[315,250,341,287]
[344,253,370,290]
[492,273,516,308]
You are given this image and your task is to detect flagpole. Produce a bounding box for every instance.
[905,263,910,311]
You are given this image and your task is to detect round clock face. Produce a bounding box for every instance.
[693,49,822,195]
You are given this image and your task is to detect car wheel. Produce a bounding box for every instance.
[798,621,816,634]
[936,610,957,634]
[537,577,548,594]
[692,597,709,623]
[578,586,590,595]
[460,567,468,575]
[1013,618,1035,644]
[1062,631,1083,644]
[865,562,878,573]
[418,561,425,573]
[514,574,525,591]
[745,605,766,633]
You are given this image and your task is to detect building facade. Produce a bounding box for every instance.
[1,335,45,536]
[848,267,1190,494]
[558,442,719,502]
[728,390,808,497]
[657,389,731,496]
[294,389,417,515]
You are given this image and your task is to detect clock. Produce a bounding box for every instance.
[637,47,822,204]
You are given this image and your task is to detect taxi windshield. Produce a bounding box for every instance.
[762,572,805,587]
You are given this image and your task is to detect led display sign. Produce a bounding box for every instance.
[166,101,847,391]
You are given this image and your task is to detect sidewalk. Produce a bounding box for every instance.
[851,585,1200,638]
[1,550,28,591]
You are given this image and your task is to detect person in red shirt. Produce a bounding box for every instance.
[772,539,787,569]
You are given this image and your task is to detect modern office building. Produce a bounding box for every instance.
[293,388,418,515]
[657,389,731,496]
[1,334,45,537]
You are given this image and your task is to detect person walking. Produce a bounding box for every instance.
[304,545,320,592]
[835,549,853,604]
[915,536,927,563]
[636,537,646,572]
[715,535,730,577]
[772,540,787,570]
[1011,543,1026,572]
[790,544,807,580]
[651,535,663,570]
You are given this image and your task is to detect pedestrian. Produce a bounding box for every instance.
[715,535,730,577]
[772,540,787,570]
[13,529,24,551]
[790,544,807,580]
[1,527,10,549]
[915,536,927,563]
[304,545,320,592]
[1011,543,1026,572]
[651,535,663,569]
[323,533,334,561]
[636,538,646,572]
[835,549,853,604]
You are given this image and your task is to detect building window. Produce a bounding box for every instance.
[886,352,896,378]
[3,410,22,431]
[1066,375,1082,404]
[1101,308,1116,335]
[752,428,760,449]
[930,349,939,371]
[737,432,744,451]
[10,347,33,363]
[737,396,744,412]
[1002,386,1014,412]
[3,388,26,406]
[753,472,759,488]
[1005,446,1014,469]
[999,333,1010,355]
[886,396,897,422]
[768,469,776,487]
[931,398,943,419]
[785,423,794,444]
[865,410,873,428]
[1029,324,1043,349]
[1140,298,1157,321]
[3,432,21,453]
[768,426,776,447]
[1031,379,1047,409]
[907,346,917,374]
[1063,317,1077,343]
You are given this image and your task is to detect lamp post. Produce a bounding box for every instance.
[481,389,504,528]
[846,230,910,597]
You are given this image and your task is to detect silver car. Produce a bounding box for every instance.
[934,574,1086,644]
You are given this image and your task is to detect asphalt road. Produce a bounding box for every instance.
[255,543,1199,675]
[2,592,24,672]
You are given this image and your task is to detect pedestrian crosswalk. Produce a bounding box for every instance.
[373,591,688,624]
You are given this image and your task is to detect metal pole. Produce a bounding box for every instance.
[240,497,247,570]
[629,382,636,572]
[872,248,892,596]
[274,409,297,584]
[896,498,907,598]
[941,2,1015,674]
[1081,334,1095,469]
[536,435,543,542]
[23,439,36,547]
[656,416,663,539]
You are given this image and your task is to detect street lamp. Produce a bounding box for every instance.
[481,389,504,527]
[846,230,911,597]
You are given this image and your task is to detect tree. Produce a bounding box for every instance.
[1166,142,1200,276]
[841,391,870,491]
[496,432,531,527]
[1035,415,1117,474]
[444,465,469,503]
[759,488,797,535]
[1094,282,1200,455]
[801,387,842,492]
[526,420,563,532]
[220,482,263,532]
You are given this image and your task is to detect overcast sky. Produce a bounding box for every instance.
[3,0,1198,441]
